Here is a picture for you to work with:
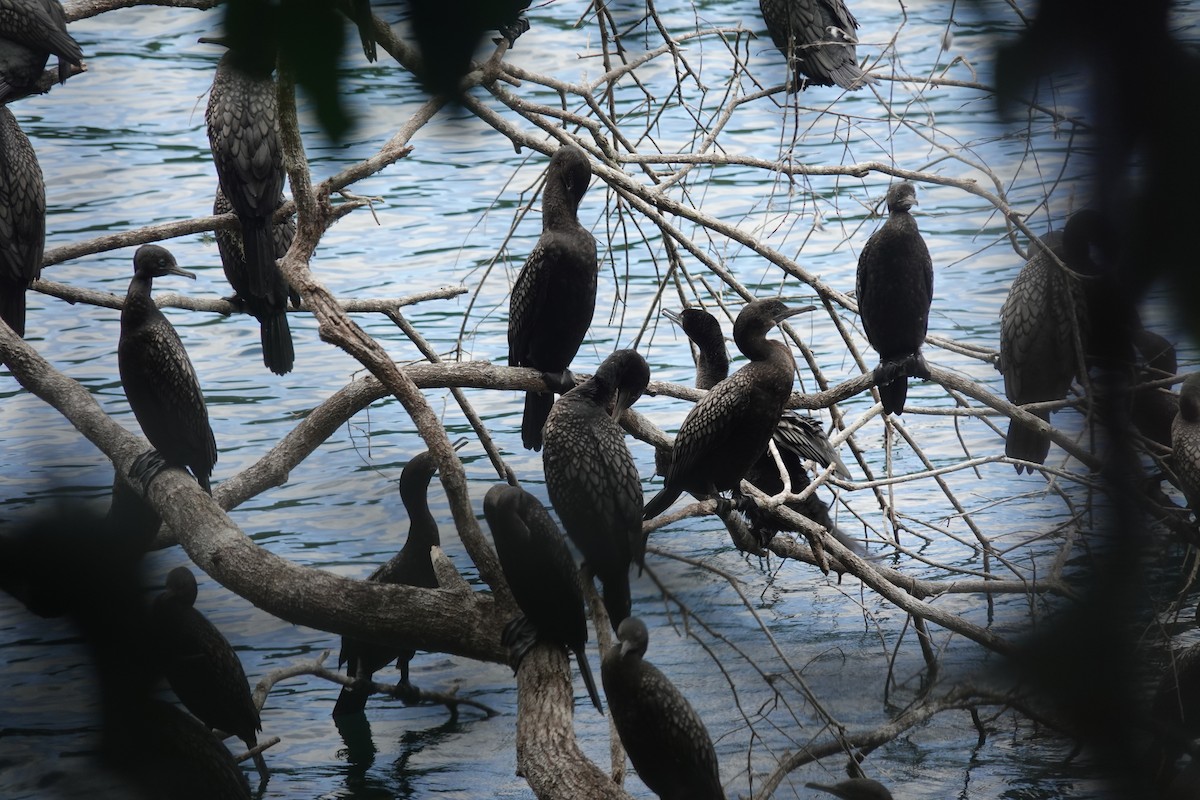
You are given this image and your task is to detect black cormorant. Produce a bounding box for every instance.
[1152,643,1200,785]
[141,700,255,799]
[543,349,649,629]
[118,244,217,493]
[214,186,297,375]
[0,106,43,337]
[149,565,266,779]
[1171,373,1200,512]
[0,0,82,103]
[661,307,728,391]
[758,0,872,90]
[203,36,285,325]
[507,144,598,451]
[644,299,806,520]
[855,181,934,416]
[333,445,458,717]
[805,777,894,800]
[351,0,377,62]
[998,211,1101,471]
[483,483,603,713]
[0,506,251,799]
[601,617,725,800]
[662,306,850,546]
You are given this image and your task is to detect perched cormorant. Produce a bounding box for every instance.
[543,349,649,629]
[856,181,934,416]
[203,36,285,327]
[0,106,43,338]
[758,0,872,90]
[998,211,1102,471]
[1171,373,1200,512]
[661,307,728,391]
[214,186,297,375]
[663,306,850,547]
[644,299,806,520]
[140,700,255,799]
[0,506,251,800]
[601,617,725,800]
[507,144,598,451]
[0,0,82,103]
[1132,328,1178,451]
[805,777,894,800]
[118,244,217,493]
[149,566,266,780]
[1151,643,1200,785]
[483,483,603,713]
[333,445,458,717]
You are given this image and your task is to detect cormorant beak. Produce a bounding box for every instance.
[610,387,640,423]
[773,304,815,323]
[660,308,683,327]
[169,266,198,280]
[197,36,227,46]
[619,639,635,658]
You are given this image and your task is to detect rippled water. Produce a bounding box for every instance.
[3,0,1198,797]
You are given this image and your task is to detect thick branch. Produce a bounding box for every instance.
[272,65,509,599]
[515,646,631,799]
[0,323,508,662]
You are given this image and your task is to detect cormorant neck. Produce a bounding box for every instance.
[695,348,729,389]
[543,174,582,230]
[401,478,440,547]
[128,272,154,295]
[576,371,615,407]
[1182,390,1200,424]
[735,326,779,362]
[219,47,276,80]
[123,273,157,321]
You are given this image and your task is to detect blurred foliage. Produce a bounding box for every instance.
[216,0,533,139]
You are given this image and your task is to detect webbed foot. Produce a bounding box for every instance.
[540,368,578,395]
[494,16,531,47]
[129,449,169,493]
[909,352,931,381]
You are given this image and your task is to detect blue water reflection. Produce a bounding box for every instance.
[1,0,1192,797]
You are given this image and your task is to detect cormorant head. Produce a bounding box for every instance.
[805,777,895,800]
[1061,208,1109,275]
[732,298,813,348]
[483,483,537,548]
[162,566,198,607]
[132,245,196,281]
[1181,373,1200,424]
[547,144,592,209]
[198,30,277,78]
[663,307,725,352]
[885,181,918,214]
[399,438,466,506]
[616,615,649,660]
[596,349,650,423]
